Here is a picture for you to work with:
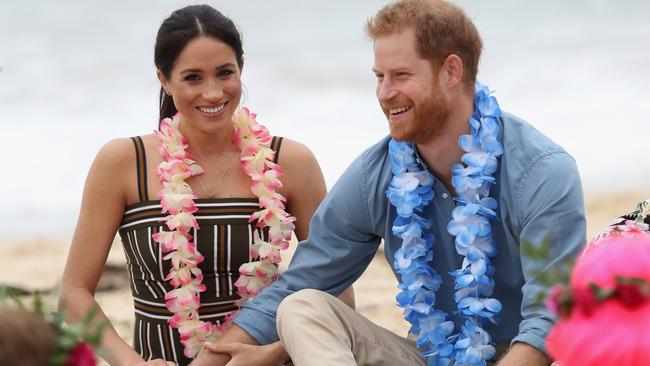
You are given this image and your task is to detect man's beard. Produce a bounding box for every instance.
[386,89,452,144]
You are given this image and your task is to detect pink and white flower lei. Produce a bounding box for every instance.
[151,108,295,358]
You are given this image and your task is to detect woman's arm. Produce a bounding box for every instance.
[279,139,355,309]
[59,139,161,366]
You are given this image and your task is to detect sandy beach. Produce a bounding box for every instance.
[0,190,646,363]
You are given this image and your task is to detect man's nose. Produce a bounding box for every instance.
[377,78,397,103]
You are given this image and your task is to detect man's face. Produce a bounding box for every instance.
[372,27,451,143]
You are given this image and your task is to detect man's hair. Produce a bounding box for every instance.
[366,0,482,89]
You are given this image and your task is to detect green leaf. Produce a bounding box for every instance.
[589,282,614,301]
[57,333,78,349]
[51,352,68,365]
[0,286,8,304]
[81,306,99,328]
[32,292,45,315]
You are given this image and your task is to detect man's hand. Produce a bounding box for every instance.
[206,342,287,366]
[497,342,552,366]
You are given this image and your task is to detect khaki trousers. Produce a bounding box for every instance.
[277,289,510,366]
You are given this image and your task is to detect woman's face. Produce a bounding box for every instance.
[158,36,242,134]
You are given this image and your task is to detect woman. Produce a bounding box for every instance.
[59,5,353,366]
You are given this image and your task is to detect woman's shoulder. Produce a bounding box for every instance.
[274,137,318,168]
[273,137,325,196]
[94,133,156,168]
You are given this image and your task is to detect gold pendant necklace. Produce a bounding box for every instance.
[196,164,230,199]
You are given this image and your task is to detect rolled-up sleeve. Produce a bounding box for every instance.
[512,151,586,352]
[233,149,382,344]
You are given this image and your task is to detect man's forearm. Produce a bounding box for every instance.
[497,342,552,366]
[218,324,260,345]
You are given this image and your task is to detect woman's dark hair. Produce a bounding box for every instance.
[155,5,244,122]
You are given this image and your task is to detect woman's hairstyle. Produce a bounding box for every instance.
[154,5,244,121]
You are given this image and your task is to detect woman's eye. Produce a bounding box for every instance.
[184,74,200,81]
[217,69,234,78]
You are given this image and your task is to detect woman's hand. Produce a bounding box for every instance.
[130,360,176,366]
[188,349,231,366]
[205,342,287,366]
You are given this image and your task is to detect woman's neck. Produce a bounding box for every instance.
[178,118,238,160]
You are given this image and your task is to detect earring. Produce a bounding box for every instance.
[165,90,171,96]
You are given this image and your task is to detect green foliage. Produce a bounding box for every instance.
[0,284,107,366]
[520,235,576,305]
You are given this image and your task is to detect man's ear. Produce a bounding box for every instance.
[441,54,464,89]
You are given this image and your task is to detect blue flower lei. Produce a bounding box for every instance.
[386,82,504,366]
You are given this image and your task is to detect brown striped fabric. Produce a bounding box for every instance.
[119,136,283,365]
[130,136,149,202]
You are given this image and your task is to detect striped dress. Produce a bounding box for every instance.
[118,136,283,365]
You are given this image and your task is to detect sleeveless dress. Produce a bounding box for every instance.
[118,135,284,365]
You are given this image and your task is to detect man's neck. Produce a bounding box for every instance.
[416,95,474,194]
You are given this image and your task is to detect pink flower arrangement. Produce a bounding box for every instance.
[152,109,295,358]
[546,233,650,366]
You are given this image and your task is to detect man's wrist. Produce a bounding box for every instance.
[267,341,290,364]
[219,324,259,346]
[497,342,551,366]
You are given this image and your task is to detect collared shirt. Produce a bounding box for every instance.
[234,112,586,353]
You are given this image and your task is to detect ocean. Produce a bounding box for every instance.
[0,0,648,241]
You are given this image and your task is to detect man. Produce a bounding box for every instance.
[195,0,585,365]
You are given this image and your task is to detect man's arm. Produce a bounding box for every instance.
[234,149,383,344]
[498,343,552,366]
[194,149,382,363]
[502,151,586,365]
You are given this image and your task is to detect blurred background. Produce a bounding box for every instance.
[0,0,648,351]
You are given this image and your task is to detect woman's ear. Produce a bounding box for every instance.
[157,69,170,95]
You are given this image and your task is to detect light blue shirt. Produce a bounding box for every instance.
[234,112,586,353]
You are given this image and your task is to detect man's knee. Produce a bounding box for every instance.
[278,289,330,317]
[277,289,333,332]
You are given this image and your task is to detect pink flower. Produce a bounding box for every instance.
[165,212,199,233]
[163,242,204,269]
[152,231,190,253]
[251,236,282,263]
[545,285,568,317]
[64,342,96,366]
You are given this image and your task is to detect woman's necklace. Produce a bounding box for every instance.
[194,155,232,199]
[152,108,295,358]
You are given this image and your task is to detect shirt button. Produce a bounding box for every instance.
[442,193,449,199]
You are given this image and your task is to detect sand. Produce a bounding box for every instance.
[0,190,646,363]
